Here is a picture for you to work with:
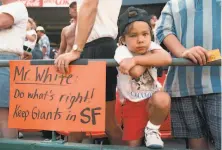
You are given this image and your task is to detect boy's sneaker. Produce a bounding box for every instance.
[144,127,164,149]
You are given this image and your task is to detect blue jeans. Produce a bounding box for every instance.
[0,54,19,107]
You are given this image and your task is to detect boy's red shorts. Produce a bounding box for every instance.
[116,98,149,141]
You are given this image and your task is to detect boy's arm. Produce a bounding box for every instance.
[129,65,146,79]
[114,46,146,77]
[119,59,146,78]
[133,49,172,67]
[119,49,171,77]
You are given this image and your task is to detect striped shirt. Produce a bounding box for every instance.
[156,0,221,97]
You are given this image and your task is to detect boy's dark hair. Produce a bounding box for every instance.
[118,7,154,41]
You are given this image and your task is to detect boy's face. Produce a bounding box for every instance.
[123,21,151,55]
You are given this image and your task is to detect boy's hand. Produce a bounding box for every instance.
[119,58,136,75]
[182,46,209,65]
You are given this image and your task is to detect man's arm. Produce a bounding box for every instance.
[58,28,67,56]
[163,35,209,65]
[156,2,208,65]
[0,13,14,29]
[54,0,99,74]
[73,0,99,50]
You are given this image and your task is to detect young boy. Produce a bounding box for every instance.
[114,7,171,148]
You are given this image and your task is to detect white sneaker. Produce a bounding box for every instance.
[144,127,164,149]
[18,132,24,139]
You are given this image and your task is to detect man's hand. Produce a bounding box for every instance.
[182,46,209,65]
[22,51,32,60]
[54,51,81,74]
[54,52,59,59]
[119,58,136,75]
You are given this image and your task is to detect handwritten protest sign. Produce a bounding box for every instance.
[8,61,106,132]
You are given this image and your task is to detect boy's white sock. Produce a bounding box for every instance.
[147,121,160,130]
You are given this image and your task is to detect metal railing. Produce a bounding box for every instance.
[0,58,221,150]
[0,58,221,67]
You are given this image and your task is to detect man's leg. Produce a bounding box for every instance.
[0,108,17,138]
[204,93,221,150]
[188,138,209,150]
[171,96,209,150]
[105,100,124,145]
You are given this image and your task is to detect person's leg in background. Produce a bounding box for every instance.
[105,67,123,145]
[0,54,19,139]
[105,100,123,145]
[0,108,17,138]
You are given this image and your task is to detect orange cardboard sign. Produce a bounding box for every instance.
[207,49,222,62]
[9,61,106,132]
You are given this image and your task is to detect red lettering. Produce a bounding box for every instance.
[56,0,68,5]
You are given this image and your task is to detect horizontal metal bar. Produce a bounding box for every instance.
[0,58,221,67]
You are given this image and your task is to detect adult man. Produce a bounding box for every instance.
[0,0,28,138]
[36,26,50,59]
[55,0,123,145]
[57,0,77,56]
[156,0,221,149]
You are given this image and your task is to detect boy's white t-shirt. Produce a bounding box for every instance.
[114,42,162,103]
[23,29,37,50]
